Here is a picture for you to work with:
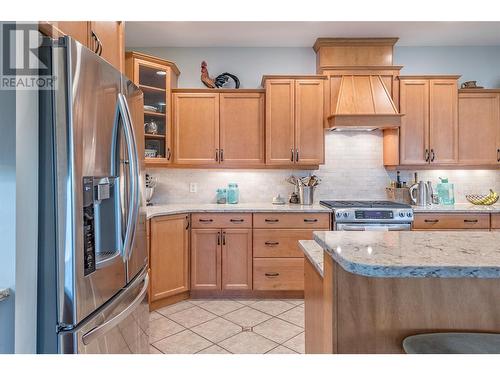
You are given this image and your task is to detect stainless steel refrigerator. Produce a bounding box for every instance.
[37,35,149,354]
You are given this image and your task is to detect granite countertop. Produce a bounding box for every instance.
[314,230,500,279]
[146,203,331,219]
[299,240,324,277]
[412,203,500,213]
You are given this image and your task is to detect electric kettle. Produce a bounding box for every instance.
[409,181,433,206]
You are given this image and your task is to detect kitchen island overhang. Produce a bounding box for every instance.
[301,231,500,354]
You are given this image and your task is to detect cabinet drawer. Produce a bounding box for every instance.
[253,213,330,229]
[413,213,490,230]
[253,229,313,257]
[191,213,252,228]
[492,214,500,229]
[253,258,304,291]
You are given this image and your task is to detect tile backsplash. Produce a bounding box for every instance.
[147,131,500,205]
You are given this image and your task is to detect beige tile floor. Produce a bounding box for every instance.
[149,298,305,354]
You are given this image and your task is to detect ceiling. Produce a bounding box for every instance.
[125,22,500,48]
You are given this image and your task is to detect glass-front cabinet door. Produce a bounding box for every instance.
[125,52,180,166]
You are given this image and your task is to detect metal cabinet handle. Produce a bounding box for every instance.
[91,31,102,56]
[425,149,430,162]
[222,231,226,245]
[304,218,318,223]
[295,149,299,162]
[199,218,214,223]
[167,148,171,161]
[290,148,294,162]
[215,149,219,162]
[430,149,436,162]
[265,272,280,277]
[230,218,244,223]
[217,232,221,245]
[464,219,479,223]
[497,148,500,162]
[424,219,439,223]
[185,216,190,230]
[220,149,224,162]
[265,218,279,223]
[264,241,279,246]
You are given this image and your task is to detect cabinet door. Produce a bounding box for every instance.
[221,229,252,290]
[459,93,500,165]
[429,79,458,164]
[295,79,324,165]
[89,22,124,72]
[399,79,429,165]
[173,93,220,165]
[51,22,89,46]
[265,79,295,165]
[219,93,265,166]
[191,229,221,290]
[150,215,189,301]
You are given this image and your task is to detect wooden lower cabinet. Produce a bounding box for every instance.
[191,229,221,290]
[253,258,304,291]
[191,228,252,291]
[149,214,189,302]
[492,214,500,230]
[304,256,325,354]
[221,229,253,290]
[413,213,490,230]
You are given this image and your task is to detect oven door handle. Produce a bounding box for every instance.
[339,224,411,231]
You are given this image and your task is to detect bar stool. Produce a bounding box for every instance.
[403,333,500,354]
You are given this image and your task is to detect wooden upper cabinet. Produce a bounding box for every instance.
[398,76,459,166]
[191,229,221,290]
[221,229,252,290]
[429,79,458,164]
[50,22,89,46]
[458,91,500,165]
[173,93,220,165]
[295,79,325,165]
[219,93,265,166]
[264,76,325,167]
[399,79,429,165]
[265,79,295,165]
[89,22,125,72]
[149,215,189,301]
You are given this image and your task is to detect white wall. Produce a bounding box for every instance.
[131,45,500,89]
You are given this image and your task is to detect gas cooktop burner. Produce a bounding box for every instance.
[320,200,411,209]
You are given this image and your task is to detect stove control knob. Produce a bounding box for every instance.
[343,212,349,218]
[407,212,413,217]
[399,212,405,217]
[336,212,342,218]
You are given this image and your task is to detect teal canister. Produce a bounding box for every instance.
[216,188,227,204]
[437,177,455,205]
[227,183,239,204]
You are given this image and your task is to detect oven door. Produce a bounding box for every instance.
[336,223,411,231]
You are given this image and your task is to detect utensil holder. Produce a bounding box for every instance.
[386,187,412,204]
[299,186,315,205]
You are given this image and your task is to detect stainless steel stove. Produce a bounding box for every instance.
[320,200,414,231]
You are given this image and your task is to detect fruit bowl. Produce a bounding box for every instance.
[466,190,499,205]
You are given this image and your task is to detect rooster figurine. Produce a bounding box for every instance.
[201,61,216,88]
[201,61,240,89]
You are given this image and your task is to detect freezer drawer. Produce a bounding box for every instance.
[59,267,149,354]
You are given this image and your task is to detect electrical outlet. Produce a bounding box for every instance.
[189,183,197,193]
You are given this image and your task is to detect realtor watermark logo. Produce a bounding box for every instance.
[1,23,56,90]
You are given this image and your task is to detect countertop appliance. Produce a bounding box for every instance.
[320,200,414,231]
[409,181,433,206]
[37,36,148,353]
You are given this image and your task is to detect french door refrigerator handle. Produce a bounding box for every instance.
[119,93,140,262]
[81,270,149,345]
[111,93,140,262]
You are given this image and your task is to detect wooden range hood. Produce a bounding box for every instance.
[328,74,403,129]
[314,37,403,130]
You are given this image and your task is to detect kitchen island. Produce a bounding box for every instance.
[300,231,500,354]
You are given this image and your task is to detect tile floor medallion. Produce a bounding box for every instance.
[149,298,305,354]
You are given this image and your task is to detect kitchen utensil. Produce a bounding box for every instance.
[466,190,499,205]
[299,185,315,205]
[409,181,432,206]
